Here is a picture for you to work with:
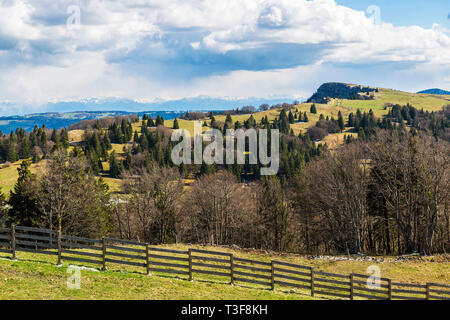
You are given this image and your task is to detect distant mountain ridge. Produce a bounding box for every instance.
[417,89,450,95]
[0,96,299,132]
[45,96,297,113]
[0,111,183,133]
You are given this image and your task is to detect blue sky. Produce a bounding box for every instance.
[0,0,449,115]
[337,0,449,28]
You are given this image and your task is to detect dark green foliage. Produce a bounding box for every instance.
[103,134,112,150]
[40,129,47,147]
[278,109,290,135]
[244,115,256,129]
[343,104,449,142]
[260,115,269,127]
[210,113,217,128]
[348,113,354,127]
[0,191,7,224]
[50,129,59,145]
[288,111,295,124]
[109,151,122,178]
[155,115,164,127]
[7,160,42,227]
[6,139,18,162]
[60,129,70,148]
[84,131,112,174]
[338,111,345,131]
[0,125,69,164]
[344,134,354,144]
[173,118,180,129]
[108,120,133,143]
[123,152,132,170]
[346,109,380,139]
[100,106,335,184]
[147,116,155,127]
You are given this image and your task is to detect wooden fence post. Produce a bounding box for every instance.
[230,254,234,286]
[310,267,315,297]
[57,229,62,266]
[350,273,354,300]
[102,237,107,271]
[146,244,150,275]
[426,283,431,300]
[11,224,16,261]
[270,261,275,291]
[188,248,193,281]
[387,278,392,300]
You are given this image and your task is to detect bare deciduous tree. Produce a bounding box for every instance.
[181,171,254,246]
[121,165,183,243]
[36,150,111,238]
[294,142,369,254]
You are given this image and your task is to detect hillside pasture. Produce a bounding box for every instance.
[0,160,46,195]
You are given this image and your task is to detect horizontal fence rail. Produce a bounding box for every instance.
[233,257,272,288]
[149,247,189,276]
[0,225,449,300]
[0,227,11,255]
[60,233,104,267]
[14,226,57,258]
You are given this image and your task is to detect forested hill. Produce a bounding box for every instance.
[307,83,378,103]
[417,88,450,95]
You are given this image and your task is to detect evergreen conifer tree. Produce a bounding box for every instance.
[8,160,41,226]
[109,151,122,178]
[173,118,180,129]
[338,111,345,131]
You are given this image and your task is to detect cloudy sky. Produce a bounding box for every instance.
[0,0,449,114]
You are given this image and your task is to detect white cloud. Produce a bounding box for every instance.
[0,0,39,40]
[0,0,449,112]
[258,6,286,28]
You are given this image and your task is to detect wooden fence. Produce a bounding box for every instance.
[0,225,449,300]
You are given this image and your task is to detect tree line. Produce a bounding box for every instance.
[0,126,69,164]
[111,108,326,182]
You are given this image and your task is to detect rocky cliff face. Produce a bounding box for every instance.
[307,83,378,104]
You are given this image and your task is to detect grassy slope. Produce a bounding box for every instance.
[0,244,448,299]
[0,258,307,300]
[211,89,450,138]
[292,89,449,135]
[0,160,46,195]
[0,163,22,195]
[0,250,311,300]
